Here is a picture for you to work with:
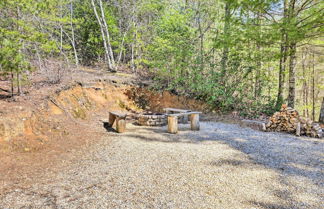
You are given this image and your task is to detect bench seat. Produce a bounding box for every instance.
[109,111,127,133]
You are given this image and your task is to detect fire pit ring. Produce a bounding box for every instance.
[137,113,167,126]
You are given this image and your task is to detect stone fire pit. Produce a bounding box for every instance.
[137,113,167,126]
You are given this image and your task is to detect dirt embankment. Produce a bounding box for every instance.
[0,81,206,153]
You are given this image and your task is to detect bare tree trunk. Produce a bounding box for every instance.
[60,0,63,51]
[70,0,79,66]
[35,45,43,71]
[131,19,136,72]
[220,1,231,78]
[99,0,116,69]
[117,31,126,65]
[312,52,315,120]
[276,42,287,108]
[198,1,204,71]
[254,12,262,99]
[276,0,288,108]
[11,71,14,97]
[17,72,21,95]
[319,97,324,123]
[131,42,135,72]
[91,0,113,71]
[16,6,22,96]
[302,50,306,116]
[287,42,296,108]
[306,55,311,117]
[287,0,297,108]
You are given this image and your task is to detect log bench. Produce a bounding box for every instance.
[108,111,127,133]
[163,108,191,123]
[167,112,202,134]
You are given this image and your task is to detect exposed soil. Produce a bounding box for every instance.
[0,66,207,195]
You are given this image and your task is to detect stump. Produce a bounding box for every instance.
[108,111,127,133]
[168,115,178,134]
[108,112,116,127]
[190,113,200,131]
[116,118,126,133]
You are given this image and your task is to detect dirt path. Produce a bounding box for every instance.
[0,122,323,208]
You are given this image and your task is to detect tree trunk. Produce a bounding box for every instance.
[276,40,287,108]
[198,1,204,71]
[60,1,63,51]
[17,72,21,95]
[312,52,315,120]
[11,71,14,97]
[91,0,113,71]
[276,0,288,109]
[254,12,262,99]
[302,50,306,116]
[131,42,135,72]
[319,97,324,123]
[70,0,79,66]
[99,0,116,69]
[220,1,231,78]
[287,0,297,108]
[287,42,296,108]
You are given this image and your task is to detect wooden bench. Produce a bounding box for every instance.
[108,111,127,133]
[167,111,202,134]
[163,108,191,123]
[164,108,191,114]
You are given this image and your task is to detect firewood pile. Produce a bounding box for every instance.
[266,104,323,138]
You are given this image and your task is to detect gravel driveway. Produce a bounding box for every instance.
[0,122,323,208]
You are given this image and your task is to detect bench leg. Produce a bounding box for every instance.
[190,113,200,131]
[168,115,178,134]
[109,113,116,127]
[116,118,126,133]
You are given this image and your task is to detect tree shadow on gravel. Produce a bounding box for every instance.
[204,127,323,185]
[200,127,323,208]
[125,134,184,143]
[127,123,323,187]
[139,126,193,133]
[128,123,323,208]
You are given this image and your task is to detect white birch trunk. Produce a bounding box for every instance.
[91,0,113,70]
[70,0,79,66]
[98,0,115,69]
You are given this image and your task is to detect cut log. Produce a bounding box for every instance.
[296,122,301,136]
[262,123,266,131]
[168,115,178,134]
[108,112,116,127]
[190,113,200,131]
[266,104,322,138]
[116,118,126,133]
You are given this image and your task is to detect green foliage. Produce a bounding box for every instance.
[0,0,322,118]
[147,8,194,91]
[0,37,30,74]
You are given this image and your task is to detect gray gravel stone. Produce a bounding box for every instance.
[0,122,323,208]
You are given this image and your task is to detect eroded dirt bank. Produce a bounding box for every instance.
[0,78,207,190]
[0,80,207,151]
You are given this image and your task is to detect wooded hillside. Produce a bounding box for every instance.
[0,0,323,120]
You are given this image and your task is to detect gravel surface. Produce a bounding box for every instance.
[0,122,323,208]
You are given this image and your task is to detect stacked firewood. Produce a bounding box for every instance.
[266,104,323,138]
